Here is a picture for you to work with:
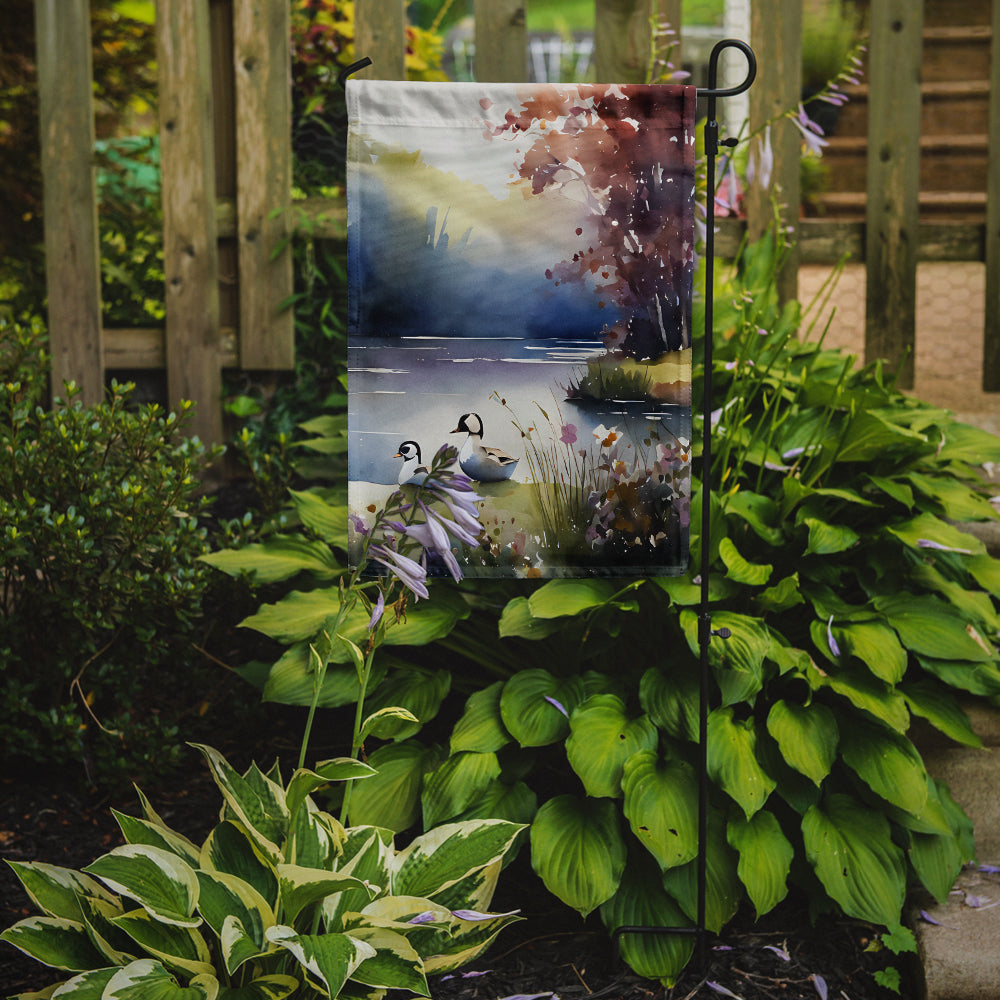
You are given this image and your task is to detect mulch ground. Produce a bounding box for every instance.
[1,741,913,1000]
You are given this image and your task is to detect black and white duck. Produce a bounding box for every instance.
[394,440,430,485]
[451,412,518,482]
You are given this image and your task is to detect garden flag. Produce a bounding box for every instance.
[347,80,696,578]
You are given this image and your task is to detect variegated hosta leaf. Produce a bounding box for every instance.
[265,926,376,998]
[529,795,626,917]
[191,745,287,863]
[727,810,793,917]
[200,822,278,910]
[421,907,522,975]
[195,871,274,974]
[110,908,214,978]
[112,810,201,868]
[765,700,838,786]
[288,802,343,870]
[83,846,200,928]
[276,865,376,925]
[213,974,300,999]
[621,751,699,871]
[425,859,501,916]
[421,752,502,829]
[4,861,118,922]
[661,811,742,934]
[450,681,511,754]
[838,718,929,817]
[499,669,585,747]
[102,958,218,999]
[322,829,393,931]
[45,966,118,997]
[285,761,375,825]
[0,916,107,971]
[344,926,429,995]
[802,793,906,926]
[565,695,658,799]
[78,894,136,966]
[706,707,776,819]
[347,741,443,833]
[599,853,694,987]
[391,820,524,901]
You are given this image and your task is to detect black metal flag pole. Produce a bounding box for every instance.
[612,38,756,973]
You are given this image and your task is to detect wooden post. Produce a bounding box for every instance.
[983,0,1000,390]
[233,0,294,369]
[864,0,923,389]
[157,0,223,445]
[746,0,801,305]
[355,0,406,81]
[594,0,653,83]
[34,0,104,405]
[474,0,526,82]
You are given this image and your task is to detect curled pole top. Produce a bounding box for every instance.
[696,39,756,100]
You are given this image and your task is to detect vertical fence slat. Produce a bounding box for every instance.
[474,0,526,82]
[233,0,294,369]
[983,0,1000,390]
[657,0,682,71]
[355,0,406,81]
[746,0,801,304]
[157,0,223,445]
[594,0,653,83]
[34,0,103,405]
[864,0,923,389]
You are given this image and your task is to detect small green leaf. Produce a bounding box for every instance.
[707,708,776,818]
[727,811,793,917]
[901,680,982,748]
[347,740,442,832]
[639,663,699,742]
[200,536,341,584]
[526,579,618,619]
[450,682,511,754]
[838,718,929,817]
[765,700,838,786]
[499,670,583,747]
[803,517,859,555]
[421,751,502,828]
[498,597,562,639]
[719,537,773,586]
[288,489,348,547]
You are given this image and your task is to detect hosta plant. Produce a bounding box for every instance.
[1,743,523,999]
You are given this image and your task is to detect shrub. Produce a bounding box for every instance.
[213,233,1000,985]
[1,743,524,997]
[0,317,220,783]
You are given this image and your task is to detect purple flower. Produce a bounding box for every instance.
[791,104,828,156]
[811,974,828,1000]
[706,983,742,999]
[826,615,841,658]
[407,911,438,925]
[348,512,369,536]
[917,538,972,554]
[367,591,385,631]
[451,908,520,921]
[544,695,569,718]
[370,544,429,600]
[560,423,578,446]
[425,502,481,547]
[747,124,773,190]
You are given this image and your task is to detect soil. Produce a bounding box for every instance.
[0,742,913,1000]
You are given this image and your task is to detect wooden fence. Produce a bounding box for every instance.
[33,0,1000,445]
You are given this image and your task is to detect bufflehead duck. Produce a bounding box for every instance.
[395,440,430,485]
[451,412,518,482]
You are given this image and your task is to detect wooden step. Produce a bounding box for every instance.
[822,134,989,193]
[813,190,987,222]
[922,25,993,83]
[832,80,991,137]
[922,0,991,28]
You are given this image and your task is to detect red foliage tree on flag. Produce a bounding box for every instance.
[486,84,696,360]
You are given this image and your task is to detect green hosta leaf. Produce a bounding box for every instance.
[599,853,694,987]
[261,643,387,709]
[724,490,784,545]
[661,811,741,933]
[621,751,698,871]
[909,783,967,907]
[839,718,929,816]
[765,700,837,786]
[834,409,927,463]
[810,661,910,732]
[802,793,906,926]
[83,846,200,928]
[718,537,772,586]
[360,706,421,742]
[195,871,273,974]
[4,862,118,923]
[103,959,218,999]
[967,553,1000,597]
[530,795,626,917]
[392,819,524,901]
[285,759,375,823]
[727,811,793,918]
[655,572,737,606]
[277,865,374,925]
[499,670,584,747]
[346,926,428,994]
[755,573,804,614]
[906,472,999,522]
[875,594,995,662]
[886,512,985,557]
[707,708,776,818]
[362,667,451,740]
[453,779,538,827]
[347,740,442,832]
[803,517,859,556]
[866,474,914,509]
[566,695,658,798]
[498,596,563,639]
[910,562,1000,633]
[216,975,299,999]
[288,489,349,547]
[200,822,278,910]
[680,610,770,706]
[200,536,341,585]
[639,663,699,742]
[901,680,982,748]
[112,812,201,868]
[0,916,107,971]
[527,579,619,618]
[450,682,511,754]
[936,421,1000,465]
[836,621,907,684]
[111,908,214,978]
[265,926,375,997]
[191,746,287,863]
[421,751,502,828]
[916,655,1000,697]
